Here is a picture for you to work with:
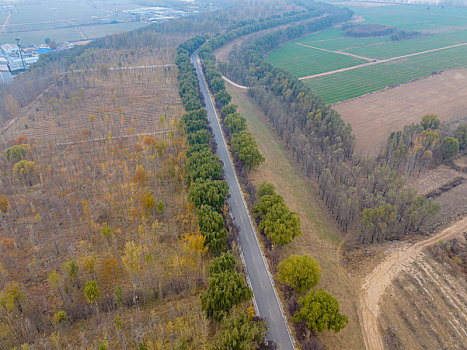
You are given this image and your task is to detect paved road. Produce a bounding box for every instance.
[191,52,295,350]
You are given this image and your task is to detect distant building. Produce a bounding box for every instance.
[36,47,55,55]
[7,57,38,73]
[1,43,18,56]
[24,56,39,65]
[57,42,74,50]
[8,59,26,73]
[0,64,13,84]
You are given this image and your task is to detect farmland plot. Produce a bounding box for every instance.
[1,48,179,144]
[304,44,467,104]
[333,68,467,154]
[267,4,467,104]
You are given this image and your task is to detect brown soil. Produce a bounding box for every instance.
[359,216,467,350]
[454,155,467,169]
[334,68,467,154]
[405,165,464,196]
[379,234,467,350]
[405,165,467,224]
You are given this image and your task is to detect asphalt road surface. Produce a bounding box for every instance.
[191,52,295,350]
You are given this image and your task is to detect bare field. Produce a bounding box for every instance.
[379,240,467,350]
[334,68,467,154]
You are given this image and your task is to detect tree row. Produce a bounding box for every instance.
[220,5,440,244]
[200,52,265,171]
[176,37,276,349]
[254,183,302,247]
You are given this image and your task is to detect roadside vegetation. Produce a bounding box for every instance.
[225,81,364,349]
[197,8,356,347]
[176,34,278,349]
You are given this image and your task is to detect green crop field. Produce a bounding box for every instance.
[298,27,391,51]
[267,42,366,77]
[266,3,467,104]
[304,44,467,104]
[347,30,467,59]
[344,4,467,31]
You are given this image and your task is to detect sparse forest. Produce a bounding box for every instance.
[0,1,312,347]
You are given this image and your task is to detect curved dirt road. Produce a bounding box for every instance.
[359,216,467,350]
[222,76,249,89]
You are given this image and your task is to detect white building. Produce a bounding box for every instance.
[1,43,19,56]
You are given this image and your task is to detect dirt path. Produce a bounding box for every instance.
[222,76,249,89]
[299,42,467,81]
[0,13,11,38]
[296,42,373,61]
[359,216,467,350]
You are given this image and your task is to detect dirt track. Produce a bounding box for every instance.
[214,17,325,63]
[222,76,249,89]
[359,216,467,350]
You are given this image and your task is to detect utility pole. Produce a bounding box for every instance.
[15,37,26,70]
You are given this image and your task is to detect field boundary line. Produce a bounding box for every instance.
[0,13,11,38]
[296,42,373,61]
[299,42,467,81]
